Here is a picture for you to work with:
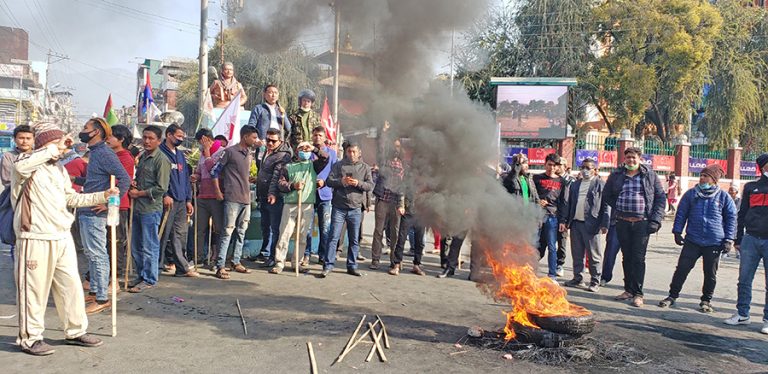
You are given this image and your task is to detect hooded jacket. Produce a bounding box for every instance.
[673,185,736,247]
[736,175,768,244]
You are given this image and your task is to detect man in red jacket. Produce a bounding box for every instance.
[106,125,135,284]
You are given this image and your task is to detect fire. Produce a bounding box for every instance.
[484,243,591,340]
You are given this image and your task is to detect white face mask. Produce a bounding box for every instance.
[764,171,768,179]
[580,169,594,179]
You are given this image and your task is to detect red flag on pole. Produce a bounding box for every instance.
[321,97,337,143]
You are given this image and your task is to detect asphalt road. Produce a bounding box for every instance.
[0,215,765,373]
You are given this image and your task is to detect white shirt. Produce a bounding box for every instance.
[266,103,279,130]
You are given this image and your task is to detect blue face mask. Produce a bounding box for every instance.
[699,183,714,190]
[298,151,312,161]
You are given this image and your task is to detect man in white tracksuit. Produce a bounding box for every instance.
[11,122,116,356]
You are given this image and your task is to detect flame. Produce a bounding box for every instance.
[484,242,591,340]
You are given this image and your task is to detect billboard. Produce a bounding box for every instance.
[496,85,568,139]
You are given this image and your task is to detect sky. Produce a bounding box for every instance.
[0,0,456,121]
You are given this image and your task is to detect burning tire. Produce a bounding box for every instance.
[528,312,595,336]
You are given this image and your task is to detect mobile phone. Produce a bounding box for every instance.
[346,173,353,178]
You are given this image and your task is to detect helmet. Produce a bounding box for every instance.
[298,89,316,103]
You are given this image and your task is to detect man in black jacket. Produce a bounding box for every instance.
[533,153,564,279]
[600,147,665,308]
[724,153,768,334]
[257,128,292,268]
[320,144,374,278]
[558,158,609,292]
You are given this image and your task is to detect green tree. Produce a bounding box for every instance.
[585,0,722,140]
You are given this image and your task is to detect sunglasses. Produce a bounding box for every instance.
[266,139,280,144]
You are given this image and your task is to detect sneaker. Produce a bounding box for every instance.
[631,296,644,308]
[347,269,362,277]
[319,269,331,278]
[600,279,608,287]
[724,313,751,325]
[357,255,366,262]
[21,340,55,356]
[66,334,103,347]
[615,291,633,301]
[761,319,768,335]
[563,278,583,288]
[658,297,676,308]
[555,266,564,277]
[699,301,714,313]
[369,260,380,270]
[382,249,390,255]
[587,283,600,293]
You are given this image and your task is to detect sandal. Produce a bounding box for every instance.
[699,301,714,313]
[658,297,675,308]
[216,269,230,279]
[232,264,252,274]
[128,281,153,293]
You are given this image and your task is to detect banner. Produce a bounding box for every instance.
[0,64,23,79]
[575,149,598,166]
[641,154,654,169]
[211,92,242,146]
[597,150,617,168]
[740,161,759,177]
[528,148,556,165]
[652,155,675,172]
[688,157,708,173]
[707,158,728,172]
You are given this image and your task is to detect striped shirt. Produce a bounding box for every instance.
[617,173,645,217]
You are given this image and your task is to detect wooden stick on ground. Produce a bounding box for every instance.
[124,200,134,289]
[307,342,318,374]
[364,322,387,362]
[376,315,390,349]
[236,299,247,335]
[336,319,381,363]
[335,314,366,364]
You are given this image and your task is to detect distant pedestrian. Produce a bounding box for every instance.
[666,173,679,215]
[659,164,736,313]
[724,153,768,334]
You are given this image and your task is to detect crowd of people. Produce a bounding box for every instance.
[1,83,768,356]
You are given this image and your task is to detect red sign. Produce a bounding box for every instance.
[597,150,617,168]
[527,148,556,165]
[707,158,728,173]
[652,155,675,172]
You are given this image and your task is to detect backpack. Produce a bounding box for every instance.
[0,187,15,245]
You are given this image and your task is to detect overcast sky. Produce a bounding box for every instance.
[0,0,458,121]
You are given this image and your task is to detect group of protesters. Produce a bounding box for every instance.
[2,83,768,356]
[502,147,768,335]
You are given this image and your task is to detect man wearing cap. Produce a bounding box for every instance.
[76,118,130,315]
[289,89,320,150]
[266,141,328,274]
[12,122,116,355]
[658,164,736,313]
[724,154,768,334]
[600,147,666,308]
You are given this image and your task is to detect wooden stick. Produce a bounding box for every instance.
[158,208,170,240]
[109,176,117,337]
[376,315,390,349]
[236,299,247,335]
[335,314,366,364]
[124,200,134,289]
[307,342,318,374]
[336,319,381,363]
[192,184,198,270]
[364,322,387,362]
[207,217,213,264]
[295,188,302,277]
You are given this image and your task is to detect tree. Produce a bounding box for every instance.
[585,0,722,140]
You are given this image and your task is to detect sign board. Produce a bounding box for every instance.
[652,155,675,172]
[0,64,23,79]
[527,148,557,165]
[495,85,569,139]
[740,161,759,177]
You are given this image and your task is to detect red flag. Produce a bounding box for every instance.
[103,93,113,117]
[321,97,337,143]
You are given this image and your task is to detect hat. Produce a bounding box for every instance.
[298,89,316,103]
[756,153,768,170]
[701,164,724,183]
[33,122,65,149]
[91,117,112,140]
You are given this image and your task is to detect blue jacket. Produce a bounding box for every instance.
[673,186,737,247]
[247,103,292,141]
[159,142,192,202]
[558,177,610,236]
[315,146,336,202]
[79,141,130,217]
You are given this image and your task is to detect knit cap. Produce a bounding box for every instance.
[33,122,65,149]
[756,153,768,170]
[700,164,724,183]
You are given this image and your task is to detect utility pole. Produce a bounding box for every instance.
[220,21,224,67]
[45,49,69,117]
[449,29,455,97]
[332,1,341,140]
[199,0,209,127]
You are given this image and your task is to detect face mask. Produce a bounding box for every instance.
[699,183,714,190]
[625,163,639,171]
[172,138,183,147]
[580,169,593,179]
[78,131,94,143]
[764,171,768,179]
[298,151,312,161]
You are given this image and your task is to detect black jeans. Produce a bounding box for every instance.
[615,219,650,296]
[393,214,425,266]
[159,201,192,275]
[440,232,467,270]
[668,241,722,302]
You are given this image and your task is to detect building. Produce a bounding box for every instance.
[136,57,195,114]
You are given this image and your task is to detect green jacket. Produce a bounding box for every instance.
[134,148,171,213]
[270,147,330,205]
[288,109,320,149]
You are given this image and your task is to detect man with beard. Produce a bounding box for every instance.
[210,61,247,109]
[288,90,320,150]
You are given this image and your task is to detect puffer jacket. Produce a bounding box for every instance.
[256,142,292,200]
[737,175,768,244]
[673,185,737,247]
[11,144,107,241]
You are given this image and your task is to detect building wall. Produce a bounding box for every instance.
[0,27,29,62]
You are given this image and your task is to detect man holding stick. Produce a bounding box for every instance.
[267,141,328,274]
[127,126,171,293]
[12,122,115,355]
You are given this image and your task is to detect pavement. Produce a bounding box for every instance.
[0,215,766,373]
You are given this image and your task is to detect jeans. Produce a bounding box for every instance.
[615,219,651,296]
[131,211,162,285]
[159,201,191,275]
[736,234,768,320]
[601,224,620,283]
[324,207,362,271]
[394,214,425,266]
[105,210,130,279]
[538,215,559,277]
[305,200,332,259]
[79,214,109,301]
[196,198,224,263]
[259,199,284,259]
[668,241,721,302]
[217,201,250,269]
